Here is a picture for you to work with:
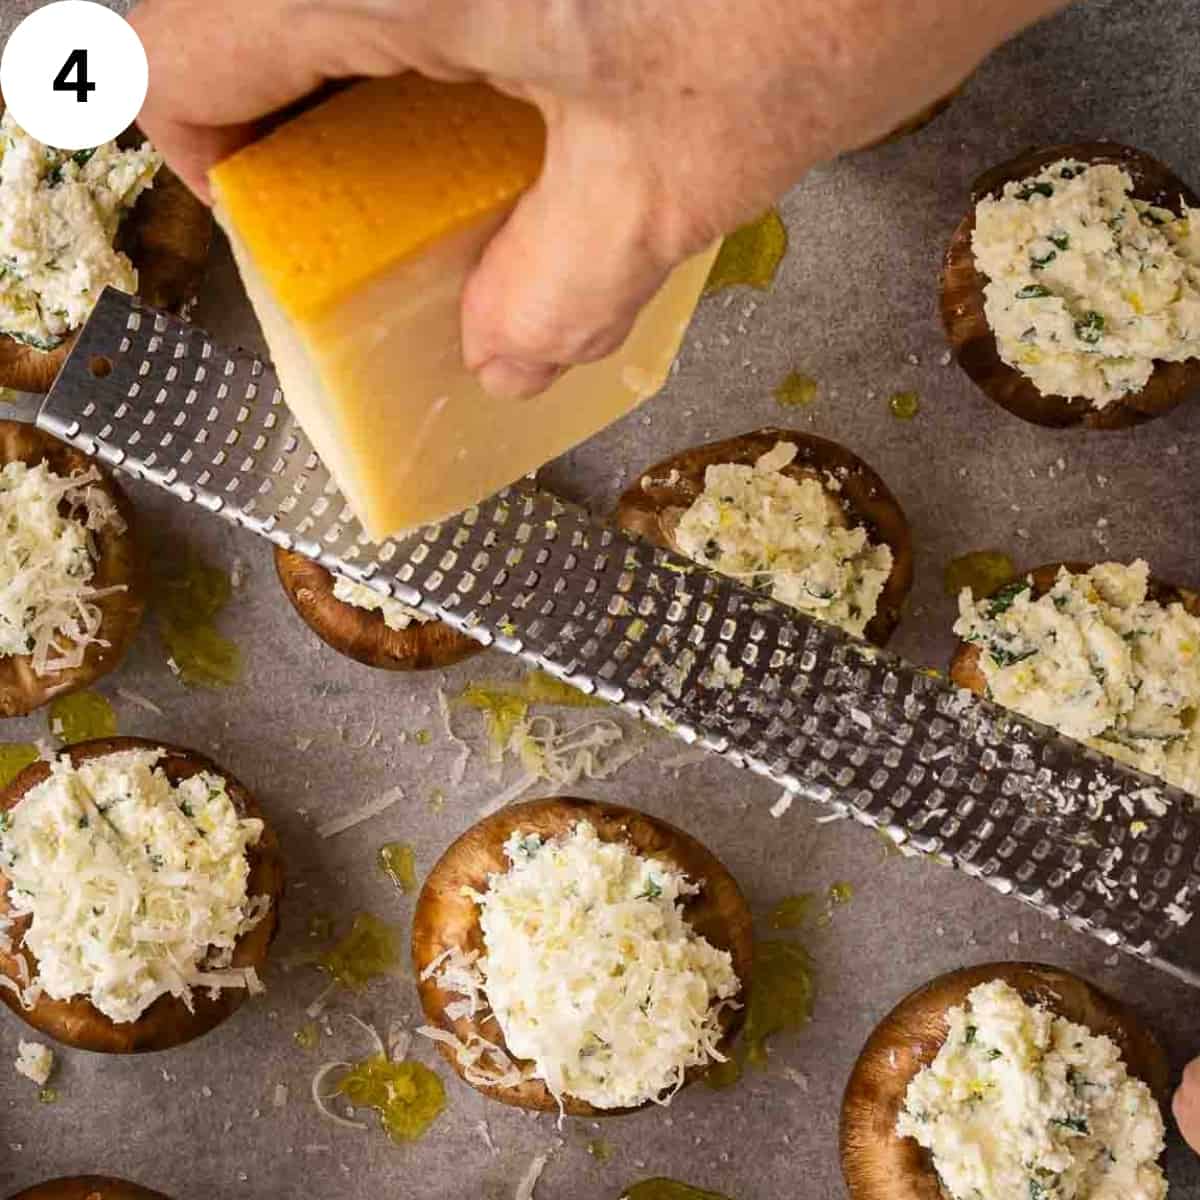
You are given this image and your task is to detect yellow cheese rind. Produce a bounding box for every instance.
[212,75,716,541]
[209,75,546,322]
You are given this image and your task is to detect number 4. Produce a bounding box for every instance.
[53,49,96,103]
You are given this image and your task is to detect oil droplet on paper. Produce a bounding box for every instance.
[337,1056,445,1142]
[0,743,39,788]
[705,210,788,293]
[773,372,819,409]
[621,1180,733,1200]
[744,940,815,1067]
[319,912,398,990]
[943,550,1016,599]
[888,390,920,420]
[152,550,241,686]
[378,842,417,894]
[768,894,817,930]
[47,690,116,744]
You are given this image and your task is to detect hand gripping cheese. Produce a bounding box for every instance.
[210,75,717,541]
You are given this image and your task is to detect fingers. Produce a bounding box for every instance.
[139,119,259,205]
[1175,1057,1200,1154]
[130,0,431,200]
[460,107,690,400]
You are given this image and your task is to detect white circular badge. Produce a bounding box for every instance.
[1,1,149,150]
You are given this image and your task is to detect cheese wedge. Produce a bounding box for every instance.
[210,74,717,541]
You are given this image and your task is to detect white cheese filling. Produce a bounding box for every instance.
[421,821,740,1110]
[13,1039,53,1086]
[954,561,1200,799]
[673,441,892,638]
[332,574,431,632]
[0,112,162,349]
[974,159,1200,406]
[0,459,126,675]
[0,748,269,1023]
[897,979,1166,1200]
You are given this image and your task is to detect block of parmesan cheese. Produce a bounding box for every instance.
[209,74,717,541]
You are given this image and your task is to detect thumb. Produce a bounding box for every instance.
[1176,1059,1200,1154]
[461,109,681,400]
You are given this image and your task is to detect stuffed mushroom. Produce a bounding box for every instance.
[274,547,483,671]
[942,143,1200,429]
[840,962,1168,1200]
[617,429,912,646]
[949,560,1200,800]
[0,108,211,394]
[0,737,283,1052]
[412,797,752,1116]
[0,421,145,718]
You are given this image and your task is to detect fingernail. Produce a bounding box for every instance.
[477,357,563,400]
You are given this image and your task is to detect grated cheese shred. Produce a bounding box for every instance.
[332,575,431,631]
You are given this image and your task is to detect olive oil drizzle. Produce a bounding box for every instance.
[319,912,399,990]
[336,1055,446,1143]
[0,742,38,788]
[47,690,116,744]
[152,549,241,686]
[705,210,789,293]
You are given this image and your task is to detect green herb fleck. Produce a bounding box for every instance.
[1075,311,1105,344]
[1016,181,1055,200]
[986,580,1031,616]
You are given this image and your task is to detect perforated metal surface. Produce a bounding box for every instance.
[40,289,1200,986]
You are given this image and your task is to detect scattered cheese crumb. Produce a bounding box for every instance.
[770,789,796,819]
[514,1152,550,1200]
[315,786,403,839]
[13,1041,53,1086]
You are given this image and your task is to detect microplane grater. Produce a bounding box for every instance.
[39,289,1200,986]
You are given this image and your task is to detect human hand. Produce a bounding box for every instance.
[131,0,1066,398]
[1175,1057,1200,1154]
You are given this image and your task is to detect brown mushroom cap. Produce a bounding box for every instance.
[949,560,1200,695]
[0,736,283,1052]
[0,108,212,395]
[839,961,1170,1200]
[8,1178,171,1200]
[412,796,754,1116]
[274,547,483,671]
[941,142,1200,430]
[0,421,146,718]
[616,428,913,646]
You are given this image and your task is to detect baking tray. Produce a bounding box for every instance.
[2,0,1199,1195]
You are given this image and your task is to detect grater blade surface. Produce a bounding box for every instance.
[38,289,1200,985]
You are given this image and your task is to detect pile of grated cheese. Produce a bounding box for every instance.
[955,560,1200,800]
[0,748,269,1023]
[0,111,162,349]
[332,574,431,632]
[674,441,892,638]
[420,821,740,1111]
[0,459,126,675]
